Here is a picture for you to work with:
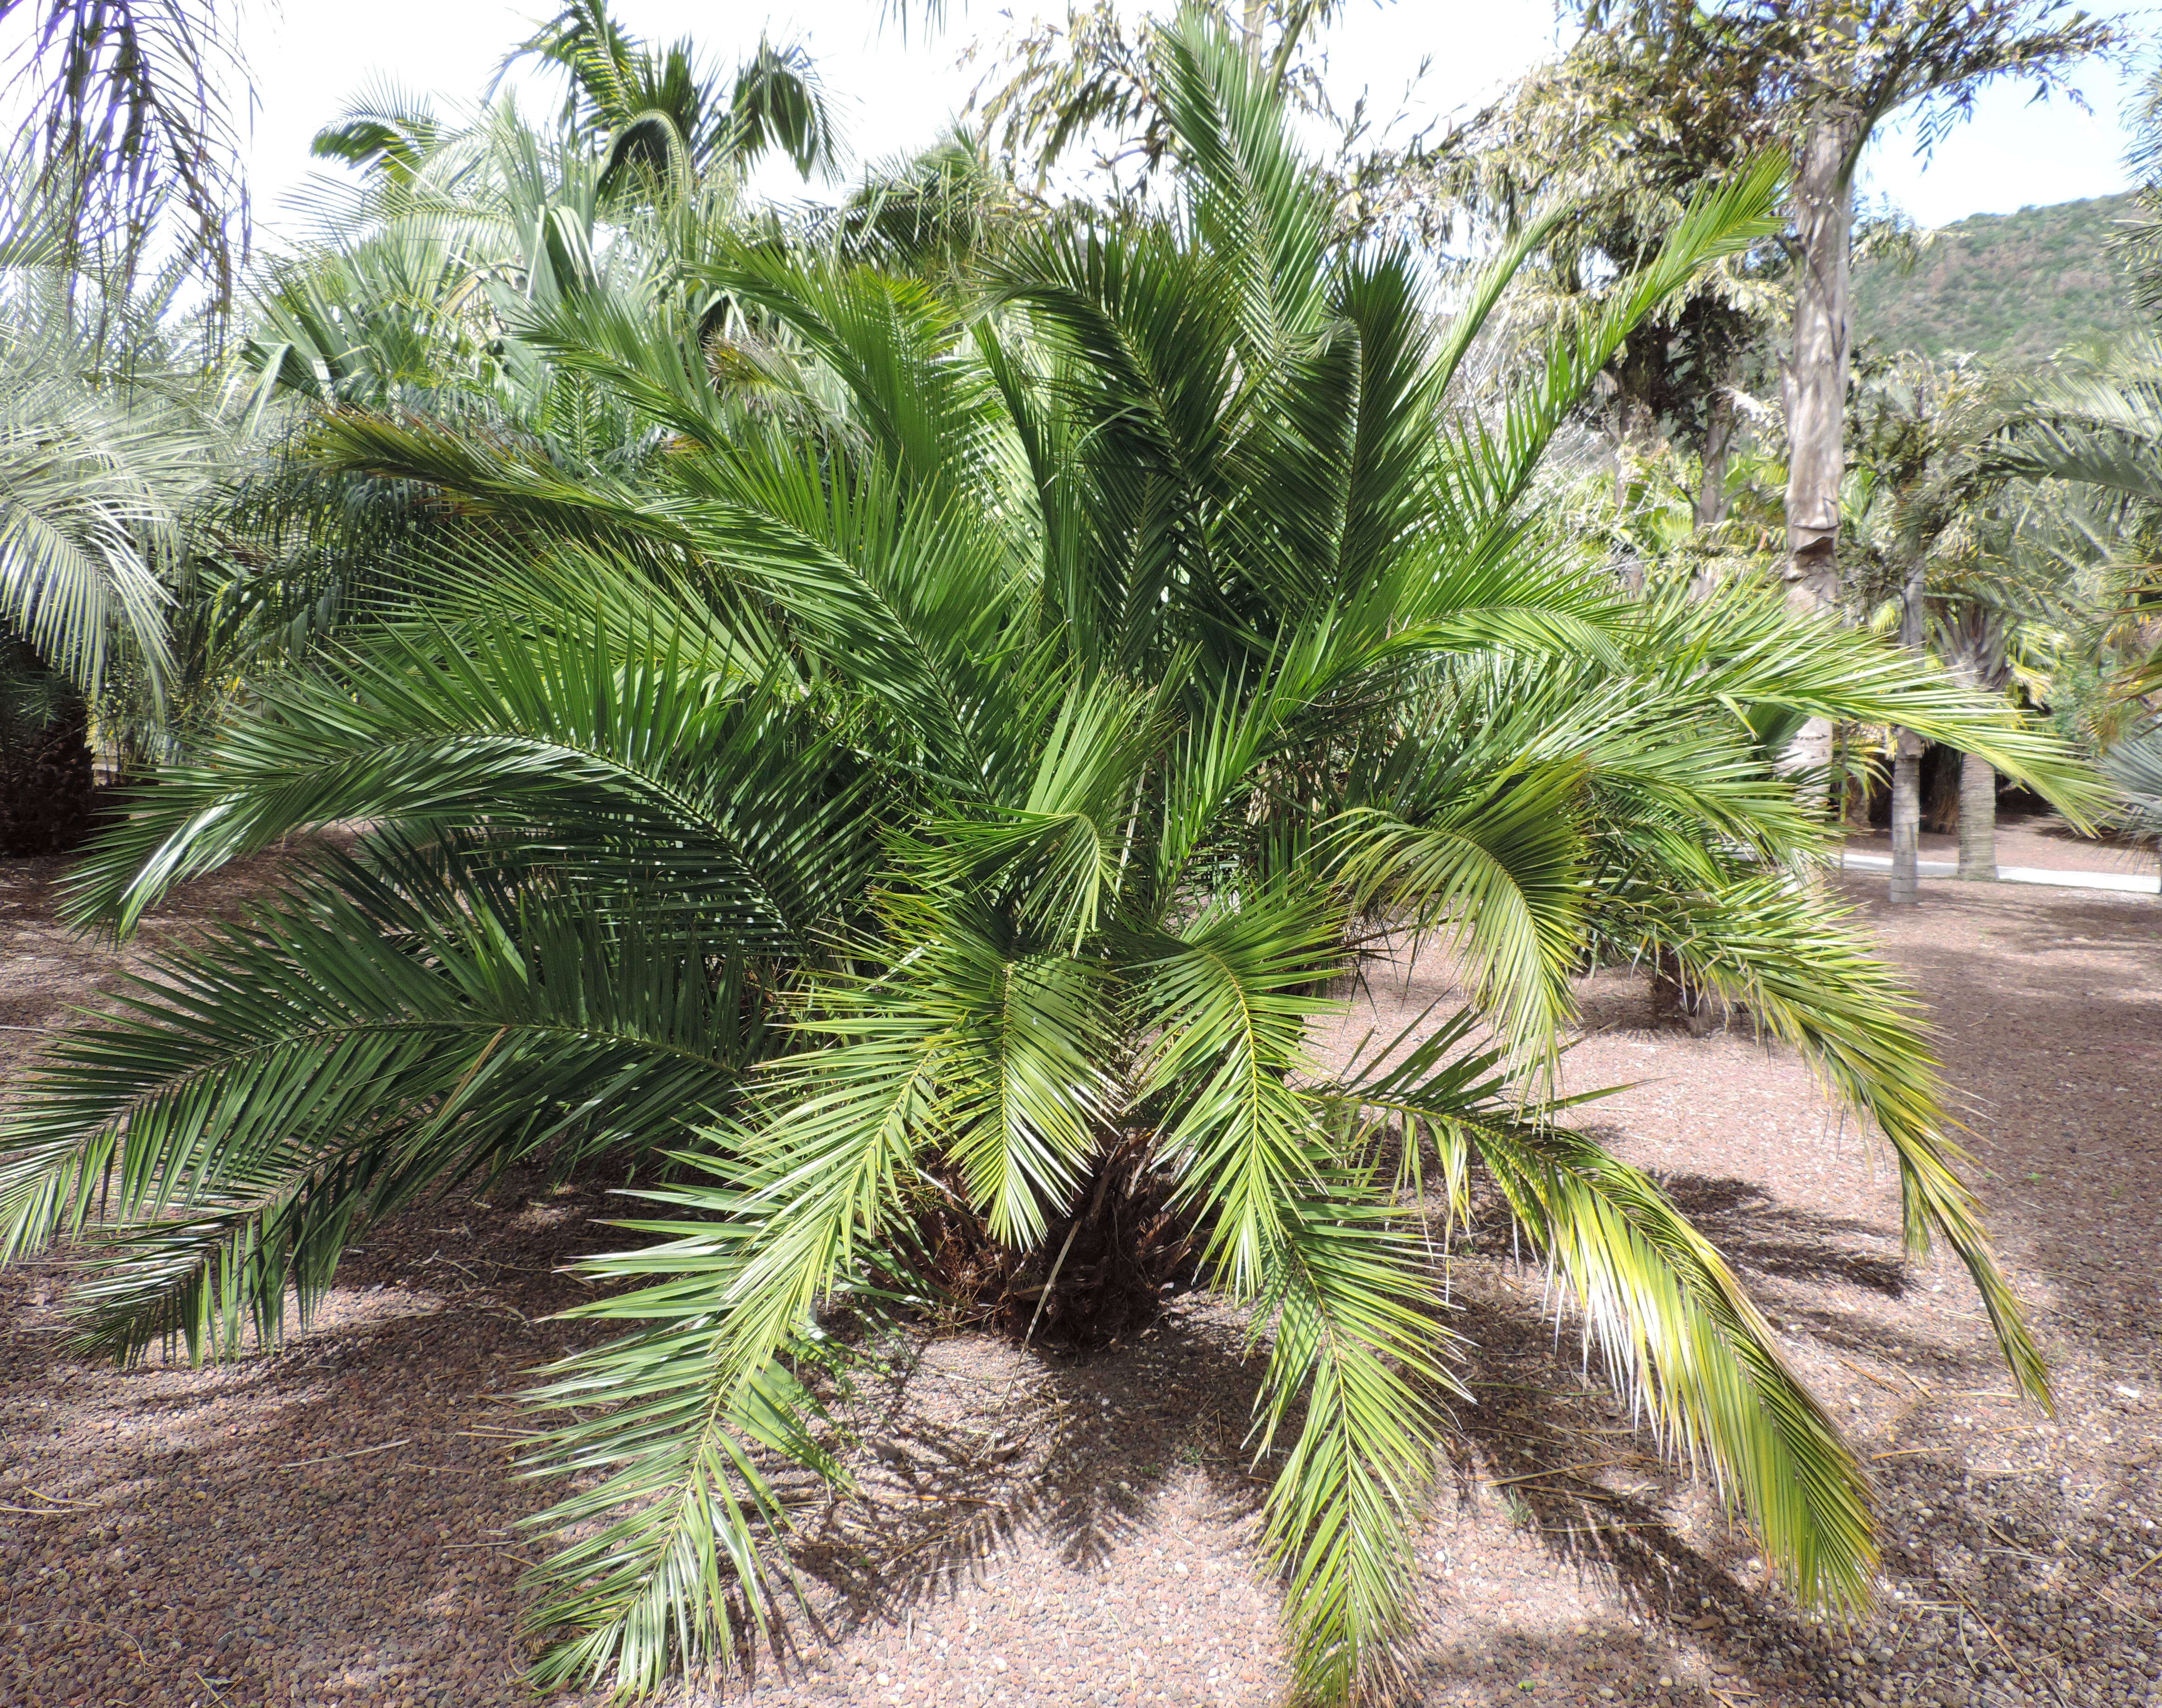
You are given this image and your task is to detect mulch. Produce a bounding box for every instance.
[1,849,2157,1708]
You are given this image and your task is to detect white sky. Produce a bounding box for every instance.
[233,0,2156,236]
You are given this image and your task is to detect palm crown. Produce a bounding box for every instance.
[0,15,2100,1702]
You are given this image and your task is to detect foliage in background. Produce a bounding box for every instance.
[1852,192,2144,364]
[0,182,257,842]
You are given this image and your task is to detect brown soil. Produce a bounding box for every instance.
[2,855,2159,1708]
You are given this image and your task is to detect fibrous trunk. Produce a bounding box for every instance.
[0,652,97,857]
[913,1131,1198,1348]
[1958,751,1997,880]
[1649,948,1720,1036]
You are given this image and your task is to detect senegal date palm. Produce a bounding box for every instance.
[0,16,2097,1701]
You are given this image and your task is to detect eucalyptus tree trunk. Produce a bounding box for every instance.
[1781,104,1860,783]
[1695,379,1737,533]
[1888,730,1924,903]
[1957,751,1997,880]
[1888,555,1927,905]
[1943,607,2008,879]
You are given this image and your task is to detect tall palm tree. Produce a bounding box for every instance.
[0,15,2099,1702]
[1842,354,2013,894]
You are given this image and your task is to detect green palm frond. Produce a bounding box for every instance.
[4,834,767,1361]
[1436,153,1784,536]
[1470,1118,1875,1606]
[0,363,220,701]
[2102,724,2162,829]
[1328,1027,1874,1610]
[1625,580,2104,827]
[1594,871,2046,1403]
[1136,882,1455,1699]
[518,942,952,1689]
[67,564,864,939]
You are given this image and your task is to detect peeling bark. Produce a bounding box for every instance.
[1781,105,1860,789]
[1783,97,1859,609]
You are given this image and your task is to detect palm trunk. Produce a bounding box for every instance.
[1781,105,1859,786]
[1958,751,1997,880]
[1888,729,1924,904]
[0,647,98,858]
[1943,612,2007,882]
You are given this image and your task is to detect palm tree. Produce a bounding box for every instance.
[499,0,840,193]
[0,0,248,319]
[0,15,2099,1701]
[1841,354,2015,895]
[0,193,237,848]
[1994,63,2162,715]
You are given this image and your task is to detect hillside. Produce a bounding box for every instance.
[1852,193,2145,365]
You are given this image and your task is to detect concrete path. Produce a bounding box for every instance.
[1838,849,2160,895]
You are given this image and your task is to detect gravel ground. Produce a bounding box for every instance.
[1,850,2158,1708]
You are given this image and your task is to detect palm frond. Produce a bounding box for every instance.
[1598,872,2047,1403]
[2,835,765,1361]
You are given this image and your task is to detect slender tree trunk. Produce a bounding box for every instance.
[1689,374,1738,600]
[1957,751,1997,880]
[1695,377,1737,533]
[1781,105,1860,784]
[1888,554,1928,905]
[1943,612,2007,881]
[1888,729,1924,904]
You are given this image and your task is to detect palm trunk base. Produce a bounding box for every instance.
[914,1133,1199,1349]
[0,668,97,858]
[1649,950,1724,1036]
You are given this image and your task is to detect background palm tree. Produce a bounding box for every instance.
[0,181,240,850]
[0,0,249,321]
[495,0,840,193]
[1840,353,2011,894]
